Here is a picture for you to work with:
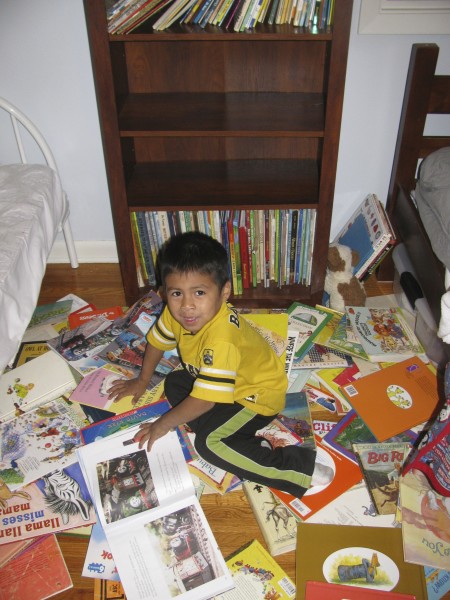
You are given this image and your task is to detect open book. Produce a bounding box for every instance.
[77,425,234,600]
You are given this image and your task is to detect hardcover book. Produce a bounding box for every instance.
[215,538,296,599]
[339,356,440,442]
[352,442,409,515]
[287,302,333,359]
[0,351,79,422]
[345,306,425,363]
[270,435,363,522]
[0,462,96,544]
[295,523,428,599]
[242,481,297,556]
[11,340,50,368]
[77,425,234,600]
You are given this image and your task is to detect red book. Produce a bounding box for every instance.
[238,216,250,289]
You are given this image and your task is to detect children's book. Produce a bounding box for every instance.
[291,343,353,370]
[82,521,120,581]
[0,538,35,568]
[322,409,417,464]
[242,311,288,362]
[77,424,234,600]
[68,305,124,329]
[295,523,428,599]
[325,313,370,360]
[0,534,73,599]
[0,462,96,544]
[0,351,79,422]
[187,452,242,495]
[313,362,363,413]
[278,390,315,450]
[304,581,415,599]
[304,383,347,416]
[215,539,296,599]
[94,578,127,600]
[399,469,450,571]
[287,302,333,359]
[242,481,298,556]
[270,435,363,522]
[424,566,450,600]
[0,397,86,491]
[339,357,440,442]
[311,306,343,347]
[27,299,73,329]
[345,306,426,362]
[352,442,409,515]
[11,340,50,368]
[69,363,131,412]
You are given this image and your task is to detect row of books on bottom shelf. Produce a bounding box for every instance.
[131,208,317,295]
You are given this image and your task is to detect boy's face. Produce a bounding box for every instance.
[164,270,231,334]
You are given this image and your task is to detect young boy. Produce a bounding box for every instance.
[108,231,317,498]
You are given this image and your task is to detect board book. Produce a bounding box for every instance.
[339,356,440,442]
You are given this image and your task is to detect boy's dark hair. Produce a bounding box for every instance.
[157,231,230,290]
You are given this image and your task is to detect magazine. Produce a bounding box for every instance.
[77,425,234,600]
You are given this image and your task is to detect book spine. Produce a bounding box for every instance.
[130,212,149,283]
[226,215,238,295]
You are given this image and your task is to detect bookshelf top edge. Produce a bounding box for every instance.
[108,29,334,41]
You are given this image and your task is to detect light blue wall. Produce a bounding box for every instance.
[1,0,449,255]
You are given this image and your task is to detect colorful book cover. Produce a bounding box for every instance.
[68,305,124,329]
[270,435,363,522]
[82,521,120,581]
[424,566,450,600]
[339,357,440,442]
[345,306,425,363]
[287,302,333,359]
[242,482,297,556]
[0,462,96,544]
[304,383,347,416]
[242,311,288,362]
[94,578,127,600]
[313,361,362,412]
[291,343,353,370]
[325,313,370,360]
[400,469,450,571]
[216,539,296,599]
[11,341,50,368]
[304,581,415,599]
[278,390,315,450]
[27,299,73,329]
[69,364,131,412]
[295,523,428,599]
[353,442,409,515]
[0,534,73,599]
[0,397,86,491]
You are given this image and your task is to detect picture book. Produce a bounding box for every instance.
[286,302,333,359]
[0,462,96,544]
[399,469,450,571]
[0,534,73,599]
[82,521,120,581]
[0,538,35,568]
[291,343,353,370]
[304,383,347,416]
[285,330,299,379]
[306,481,397,528]
[270,435,363,522]
[187,452,242,495]
[303,581,415,599]
[94,578,127,600]
[0,397,86,491]
[77,424,234,600]
[69,363,132,412]
[27,299,73,329]
[256,417,305,450]
[352,442,409,515]
[322,409,417,464]
[339,356,440,442]
[295,523,428,599]
[11,340,50,368]
[424,566,450,600]
[332,193,395,281]
[68,305,124,329]
[325,313,369,360]
[345,306,425,362]
[0,351,79,422]
[242,481,297,556]
[313,362,363,413]
[278,390,315,450]
[310,306,343,347]
[242,311,288,362]
[215,539,296,599]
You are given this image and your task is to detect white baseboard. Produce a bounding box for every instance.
[48,240,119,263]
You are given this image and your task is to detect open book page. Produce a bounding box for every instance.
[77,426,234,600]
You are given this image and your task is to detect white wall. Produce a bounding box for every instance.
[0,0,449,260]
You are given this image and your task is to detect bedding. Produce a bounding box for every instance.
[0,164,65,374]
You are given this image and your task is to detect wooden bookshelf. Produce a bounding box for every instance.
[83,0,353,307]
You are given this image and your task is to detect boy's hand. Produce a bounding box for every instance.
[134,419,170,452]
[107,377,147,405]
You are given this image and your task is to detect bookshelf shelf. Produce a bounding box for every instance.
[83,0,353,308]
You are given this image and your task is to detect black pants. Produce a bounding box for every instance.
[164,368,316,498]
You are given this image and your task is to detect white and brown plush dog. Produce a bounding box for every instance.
[324,243,366,312]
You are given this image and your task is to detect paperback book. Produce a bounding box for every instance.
[286,302,333,359]
[303,581,415,599]
[77,424,234,600]
[291,343,353,371]
[278,390,315,450]
[352,442,409,515]
[82,521,120,581]
[339,356,440,442]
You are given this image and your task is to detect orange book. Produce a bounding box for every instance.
[339,356,439,442]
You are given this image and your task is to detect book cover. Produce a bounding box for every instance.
[27,299,73,329]
[0,538,35,568]
[0,351,79,422]
[287,302,333,359]
[68,305,124,329]
[325,313,370,360]
[291,343,354,371]
[339,357,440,442]
[69,364,131,412]
[242,481,297,556]
[242,311,288,362]
[345,306,425,362]
[215,538,296,599]
[0,534,73,599]
[304,383,347,416]
[77,425,234,600]
[424,566,450,600]
[94,579,127,600]
[270,435,363,522]
[82,521,120,581]
[400,469,450,571]
[295,523,428,599]
[0,462,96,544]
[11,341,50,368]
[0,397,86,491]
[304,581,415,599]
[278,390,315,450]
[352,442,409,515]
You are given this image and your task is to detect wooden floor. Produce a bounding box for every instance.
[38,263,394,599]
